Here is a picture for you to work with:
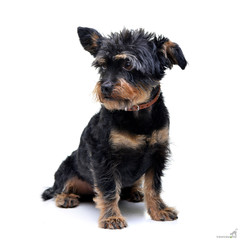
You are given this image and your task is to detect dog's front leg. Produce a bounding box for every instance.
[144,167,178,221]
[144,142,178,221]
[93,164,127,229]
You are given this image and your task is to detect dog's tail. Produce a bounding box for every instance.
[42,151,78,201]
[42,186,56,200]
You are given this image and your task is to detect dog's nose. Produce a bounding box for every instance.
[101,82,113,96]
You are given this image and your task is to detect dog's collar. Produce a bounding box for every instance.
[125,87,161,111]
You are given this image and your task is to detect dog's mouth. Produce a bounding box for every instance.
[102,95,113,100]
[102,91,133,103]
[103,95,128,102]
[102,95,130,105]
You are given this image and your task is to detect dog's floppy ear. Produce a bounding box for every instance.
[77,27,102,56]
[155,37,187,70]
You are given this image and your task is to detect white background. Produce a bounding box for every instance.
[0,0,240,239]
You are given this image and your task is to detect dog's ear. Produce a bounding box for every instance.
[77,27,102,56]
[155,37,187,70]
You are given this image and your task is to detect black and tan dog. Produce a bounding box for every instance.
[42,27,187,229]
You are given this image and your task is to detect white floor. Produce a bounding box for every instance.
[2,155,239,240]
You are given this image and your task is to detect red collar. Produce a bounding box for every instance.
[125,87,161,111]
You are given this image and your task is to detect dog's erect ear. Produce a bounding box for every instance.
[155,37,187,70]
[77,27,102,56]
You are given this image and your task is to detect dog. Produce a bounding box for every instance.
[42,27,187,229]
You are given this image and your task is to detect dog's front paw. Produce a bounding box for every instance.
[148,207,178,221]
[99,216,128,229]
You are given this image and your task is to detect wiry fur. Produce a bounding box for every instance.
[42,27,187,229]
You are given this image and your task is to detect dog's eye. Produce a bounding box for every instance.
[123,59,133,71]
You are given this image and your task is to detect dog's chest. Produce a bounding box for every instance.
[109,127,169,150]
[109,127,169,186]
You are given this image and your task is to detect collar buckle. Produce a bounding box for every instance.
[131,105,140,111]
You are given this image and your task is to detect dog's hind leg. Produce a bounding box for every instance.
[42,150,93,207]
[121,177,144,202]
[55,176,93,208]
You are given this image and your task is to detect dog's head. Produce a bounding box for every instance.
[77,27,187,111]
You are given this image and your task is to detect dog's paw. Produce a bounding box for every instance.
[127,190,144,202]
[99,216,128,229]
[55,193,80,208]
[148,207,178,221]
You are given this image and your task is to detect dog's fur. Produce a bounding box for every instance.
[42,27,187,229]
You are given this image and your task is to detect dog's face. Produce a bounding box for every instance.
[77,27,187,111]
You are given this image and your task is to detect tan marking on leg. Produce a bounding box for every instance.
[64,177,93,195]
[149,127,169,146]
[110,129,146,150]
[55,193,80,208]
[93,187,127,229]
[144,169,178,221]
